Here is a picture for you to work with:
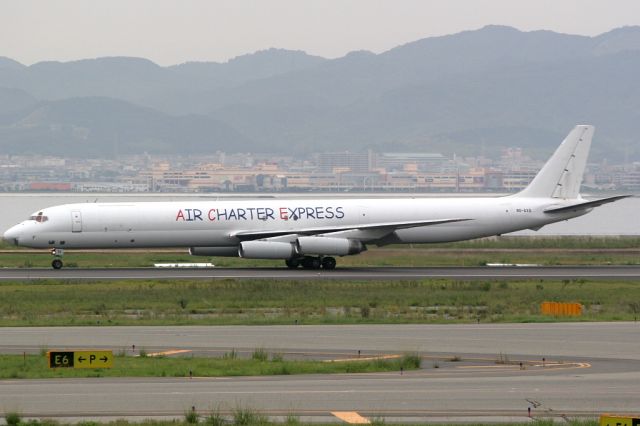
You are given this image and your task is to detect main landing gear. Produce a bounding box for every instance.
[285,256,336,270]
[50,248,64,269]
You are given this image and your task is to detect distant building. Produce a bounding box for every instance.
[613,170,640,190]
[317,151,374,173]
[376,153,447,172]
[28,182,73,191]
[501,171,537,192]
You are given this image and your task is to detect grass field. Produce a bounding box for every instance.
[2,235,638,251]
[0,352,420,380]
[1,236,639,268]
[0,236,638,326]
[1,278,639,326]
[0,414,601,426]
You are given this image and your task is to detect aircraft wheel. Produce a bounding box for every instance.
[321,257,337,270]
[302,256,321,269]
[285,258,300,269]
[51,259,63,270]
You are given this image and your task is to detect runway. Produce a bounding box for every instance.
[2,265,640,280]
[1,323,639,421]
[3,371,640,421]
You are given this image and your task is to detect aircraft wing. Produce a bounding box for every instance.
[544,195,631,214]
[232,217,471,241]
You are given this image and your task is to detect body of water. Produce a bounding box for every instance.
[1,193,638,236]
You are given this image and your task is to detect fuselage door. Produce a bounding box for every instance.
[71,210,83,233]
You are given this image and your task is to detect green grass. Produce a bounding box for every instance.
[0,353,419,379]
[416,235,640,249]
[2,235,639,252]
[0,247,638,268]
[1,278,639,326]
[1,236,638,268]
[0,415,602,426]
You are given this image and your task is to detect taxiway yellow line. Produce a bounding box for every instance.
[325,354,400,363]
[331,412,371,424]
[144,349,192,357]
[456,365,522,369]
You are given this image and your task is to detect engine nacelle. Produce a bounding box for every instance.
[295,236,365,256]
[238,241,295,259]
[189,247,239,257]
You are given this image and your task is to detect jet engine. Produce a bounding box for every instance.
[189,247,239,257]
[295,236,365,256]
[238,241,296,259]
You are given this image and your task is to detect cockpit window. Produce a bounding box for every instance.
[29,212,48,223]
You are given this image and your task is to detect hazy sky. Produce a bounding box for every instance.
[2,0,640,66]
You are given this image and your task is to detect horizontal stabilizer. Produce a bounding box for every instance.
[544,195,631,214]
[232,217,471,240]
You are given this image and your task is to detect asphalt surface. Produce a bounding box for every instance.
[1,323,640,420]
[2,265,640,280]
[2,323,639,360]
[3,371,640,420]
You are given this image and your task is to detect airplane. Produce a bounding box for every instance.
[2,125,630,270]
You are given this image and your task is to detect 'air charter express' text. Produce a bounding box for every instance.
[176,206,345,222]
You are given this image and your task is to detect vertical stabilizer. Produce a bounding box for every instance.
[516,125,593,199]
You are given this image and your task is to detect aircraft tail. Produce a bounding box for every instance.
[516,125,594,199]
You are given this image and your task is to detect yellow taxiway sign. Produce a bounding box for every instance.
[48,350,113,369]
[600,415,640,426]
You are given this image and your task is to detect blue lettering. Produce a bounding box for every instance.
[201,205,346,222]
[288,207,298,220]
[325,207,335,219]
[266,208,275,220]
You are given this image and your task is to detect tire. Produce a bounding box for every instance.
[321,257,337,270]
[285,258,300,269]
[51,259,63,270]
[302,256,321,269]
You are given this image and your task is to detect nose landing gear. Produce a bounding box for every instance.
[50,248,64,269]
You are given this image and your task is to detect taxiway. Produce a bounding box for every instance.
[1,323,639,421]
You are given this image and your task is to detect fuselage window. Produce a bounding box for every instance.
[29,212,49,223]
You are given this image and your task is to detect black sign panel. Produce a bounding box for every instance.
[48,351,75,368]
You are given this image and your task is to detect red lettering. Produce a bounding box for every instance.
[208,209,216,221]
[279,207,288,220]
[176,210,185,221]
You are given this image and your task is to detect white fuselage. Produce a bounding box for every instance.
[3,196,587,250]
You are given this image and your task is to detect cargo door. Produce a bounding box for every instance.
[71,210,82,233]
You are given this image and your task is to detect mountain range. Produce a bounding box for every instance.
[1,25,640,160]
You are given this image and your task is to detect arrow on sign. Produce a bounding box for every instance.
[73,351,114,369]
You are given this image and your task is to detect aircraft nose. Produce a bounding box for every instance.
[3,225,21,245]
